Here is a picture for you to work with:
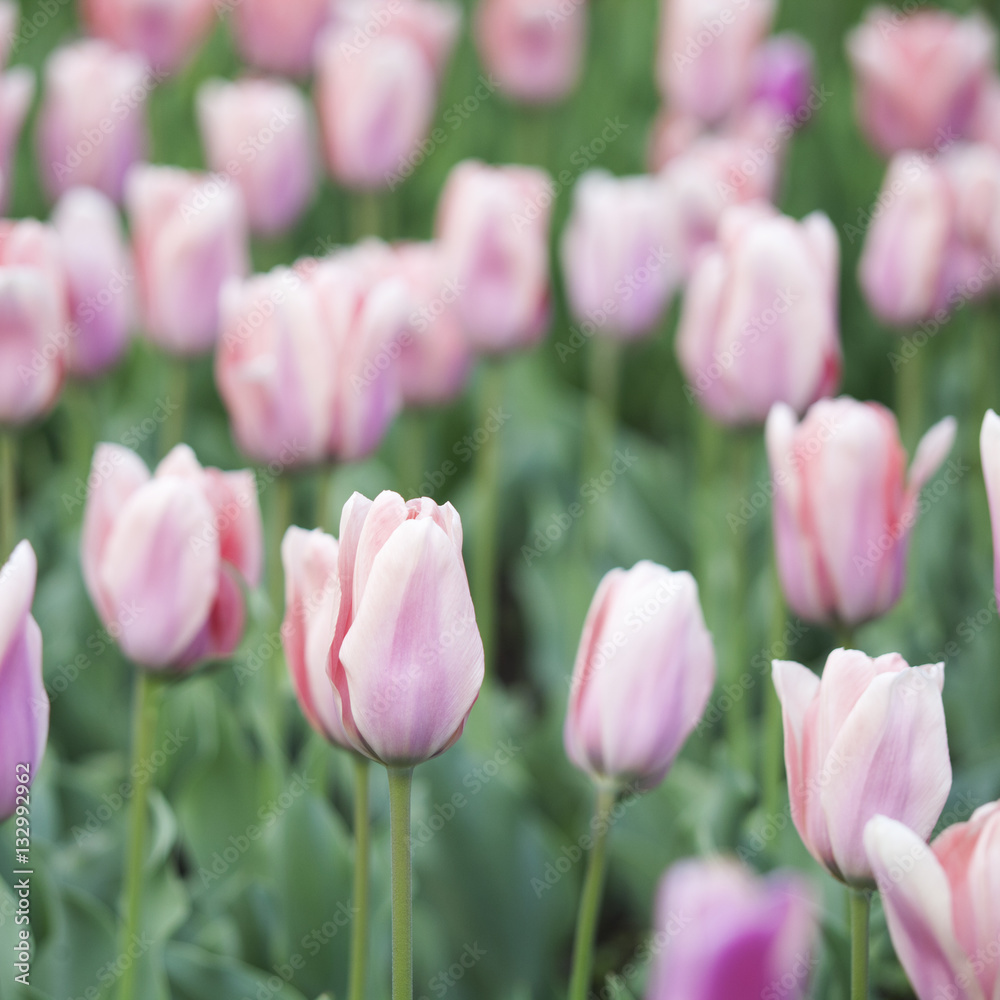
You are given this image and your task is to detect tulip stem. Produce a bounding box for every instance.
[583,336,621,555]
[161,357,187,456]
[850,888,871,1000]
[351,191,382,240]
[388,766,414,1000]
[568,785,615,1000]
[347,757,371,1000]
[762,562,786,818]
[0,430,15,562]
[896,339,924,453]
[727,430,753,769]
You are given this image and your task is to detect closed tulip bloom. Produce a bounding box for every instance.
[436,159,552,352]
[564,562,715,790]
[646,859,816,1000]
[81,443,262,671]
[979,410,1000,614]
[474,0,586,105]
[196,77,318,236]
[749,33,815,122]
[847,8,995,156]
[230,0,332,76]
[0,541,48,824]
[773,648,951,886]
[52,187,134,378]
[560,170,680,339]
[676,202,841,424]
[865,803,1000,1000]
[0,67,35,215]
[125,164,249,355]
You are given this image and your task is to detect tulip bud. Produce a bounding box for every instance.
[0,541,48,824]
[125,164,249,355]
[564,562,715,790]
[81,443,262,672]
[676,202,841,424]
[196,77,318,236]
[846,7,995,157]
[646,858,816,1000]
[749,33,815,123]
[766,397,956,626]
[0,67,35,215]
[230,0,332,76]
[773,648,951,886]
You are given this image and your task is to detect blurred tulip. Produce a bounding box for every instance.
[36,40,151,203]
[560,170,680,339]
[315,0,461,190]
[230,0,332,76]
[435,159,552,351]
[474,0,586,105]
[676,202,841,424]
[846,7,995,157]
[125,164,249,355]
[766,397,956,627]
[0,2,17,71]
[970,75,1000,154]
[749,33,815,122]
[980,409,1000,615]
[564,561,715,789]
[0,66,35,214]
[196,76,318,236]
[646,858,816,1000]
[0,541,48,824]
[774,648,951,885]
[865,802,1000,1000]
[52,187,134,378]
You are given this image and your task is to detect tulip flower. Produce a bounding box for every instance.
[125,164,249,355]
[676,202,842,424]
[52,187,134,378]
[196,77,318,236]
[846,8,995,157]
[646,858,817,1000]
[81,442,262,671]
[0,67,35,215]
[766,397,956,627]
[36,40,151,202]
[749,33,815,122]
[0,541,48,824]
[865,802,1000,1000]
[474,0,586,105]
[230,0,332,76]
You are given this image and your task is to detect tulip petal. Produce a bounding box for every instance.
[908,416,957,495]
[0,539,36,662]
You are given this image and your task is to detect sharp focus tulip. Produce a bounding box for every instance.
[564,561,715,790]
[230,0,332,76]
[0,541,48,824]
[125,164,249,355]
[196,77,318,236]
[766,397,956,627]
[865,803,1000,1000]
[0,67,35,214]
[435,159,552,352]
[676,202,841,424]
[773,648,952,886]
[81,443,262,671]
[846,8,996,157]
[979,409,1000,615]
[646,858,816,1000]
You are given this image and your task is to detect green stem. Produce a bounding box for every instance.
[896,338,924,453]
[762,561,786,817]
[346,757,371,1000]
[315,464,333,533]
[0,431,16,562]
[850,888,871,1000]
[568,785,615,1000]
[268,475,293,618]
[351,191,382,241]
[838,625,857,651]
[161,358,188,456]
[583,337,622,555]
[397,412,428,498]
[727,431,753,768]
[388,767,414,1000]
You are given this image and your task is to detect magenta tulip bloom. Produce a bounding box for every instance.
[0,541,48,824]
[0,67,35,214]
[81,443,262,671]
[564,562,715,790]
[677,202,841,424]
[230,0,332,76]
[773,648,951,886]
[646,858,816,1000]
[125,164,249,355]
[766,397,956,627]
[865,803,1000,1000]
[749,33,815,121]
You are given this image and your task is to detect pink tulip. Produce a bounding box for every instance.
[749,33,815,122]
[36,40,151,203]
[81,442,262,671]
[676,202,841,424]
[52,187,134,378]
[560,170,680,339]
[315,0,461,190]
[970,75,1000,153]
[81,0,217,75]
[657,0,775,125]
[564,561,715,790]
[646,858,816,1000]
[230,0,332,76]
[125,164,249,355]
[474,0,586,105]
[0,541,48,823]
[979,409,1000,615]
[0,219,69,426]
[435,159,552,352]
[773,648,951,886]
[0,67,35,214]
[196,77,318,236]
[865,802,1000,1000]
[766,397,956,627]
[847,8,995,157]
